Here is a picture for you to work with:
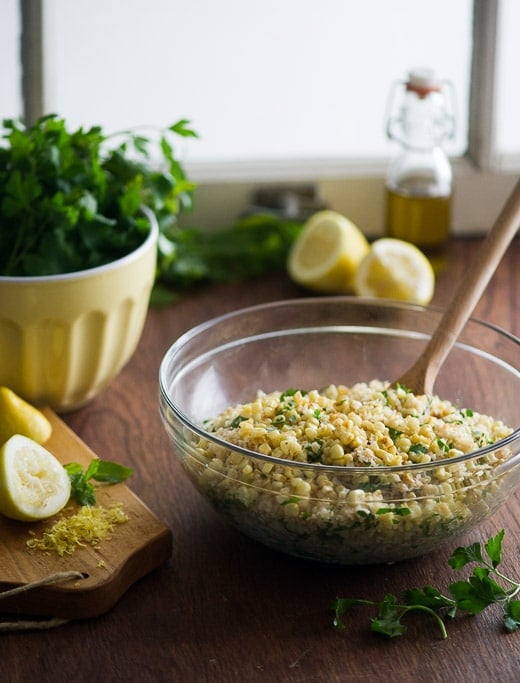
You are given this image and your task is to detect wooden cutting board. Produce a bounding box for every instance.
[0,410,172,620]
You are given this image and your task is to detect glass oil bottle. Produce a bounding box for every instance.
[385,68,456,271]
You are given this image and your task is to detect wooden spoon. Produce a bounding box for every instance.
[396,176,520,395]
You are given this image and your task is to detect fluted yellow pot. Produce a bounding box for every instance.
[0,211,158,412]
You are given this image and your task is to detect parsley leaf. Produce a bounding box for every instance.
[401,586,455,612]
[388,427,403,441]
[449,571,507,615]
[504,600,520,633]
[448,540,486,569]
[370,594,407,637]
[230,415,248,428]
[333,529,520,640]
[408,443,429,455]
[395,383,412,393]
[280,389,307,401]
[376,506,411,517]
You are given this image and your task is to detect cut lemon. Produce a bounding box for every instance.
[0,435,71,521]
[287,210,370,293]
[0,386,52,446]
[354,237,435,304]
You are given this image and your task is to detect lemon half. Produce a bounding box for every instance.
[0,435,71,521]
[287,210,370,293]
[354,237,435,304]
[0,386,52,446]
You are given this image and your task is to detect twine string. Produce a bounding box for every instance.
[0,570,85,632]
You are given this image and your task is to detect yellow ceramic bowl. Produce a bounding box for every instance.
[0,211,158,412]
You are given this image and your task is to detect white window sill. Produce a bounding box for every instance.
[182,157,519,237]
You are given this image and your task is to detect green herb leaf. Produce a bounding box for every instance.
[402,586,455,611]
[448,541,485,569]
[230,415,248,428]
[281,496,300,506]
[436,438,450,453]
[157,213,303,292]
[484,528,505,567]
[280,389,306,401]
[332,597,375,629]
[449,574,505,615]
[169,119,199,138]
[64,458,133,506]
[408,443,429,455]
[504,600,520,632]
[371,594,407,638]
[376,507,411,517]
[64,467,97,507]
[88,459,134,483]
[333,528,520,641]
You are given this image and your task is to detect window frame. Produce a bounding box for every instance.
[18,0,518,235]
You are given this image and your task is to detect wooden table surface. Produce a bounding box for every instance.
[2,237,519,683]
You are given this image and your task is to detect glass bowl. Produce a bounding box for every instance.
[159,297,520,564]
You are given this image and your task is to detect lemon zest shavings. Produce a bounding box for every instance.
[26,503,129,556]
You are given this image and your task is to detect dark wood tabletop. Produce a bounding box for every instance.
[2,236,519,683]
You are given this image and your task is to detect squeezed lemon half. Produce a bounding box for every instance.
[0,435,71,521]
[354,237,435,304]
[287,210,370,293]
[0,386,52,445]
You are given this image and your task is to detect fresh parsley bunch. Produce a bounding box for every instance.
[333,529,520,639]
[1,115,303,300]
[0,114,197,277]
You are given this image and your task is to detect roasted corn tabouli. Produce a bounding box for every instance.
[186,381,514,563]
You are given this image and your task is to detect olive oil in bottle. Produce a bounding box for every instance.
[385,69,455,271]
[386,183,451,272]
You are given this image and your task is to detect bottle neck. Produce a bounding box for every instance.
[388,90,452,151]
[402,115,440,150]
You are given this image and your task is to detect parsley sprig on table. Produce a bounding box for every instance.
[333,529,520,639]
[154,213,302,293]
[64,459,133,506]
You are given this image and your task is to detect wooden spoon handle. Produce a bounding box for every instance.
[398,176,520,395]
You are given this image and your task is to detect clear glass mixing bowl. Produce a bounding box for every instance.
[159,298,520,564]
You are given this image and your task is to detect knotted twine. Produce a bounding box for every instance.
[0,570,84,632]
